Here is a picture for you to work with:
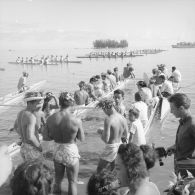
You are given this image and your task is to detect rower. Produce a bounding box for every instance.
[169,66,182,91]
[113,67,120,83]
[85,77,97,101]
[101,73,111,93]
[107,69,117,90]
[94,75,104,98]
[17,72,29,93]
[74,81,89,106]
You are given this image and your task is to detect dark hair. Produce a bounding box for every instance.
[168,93,191,109]
[42,92,53,111]
[59,92,74,108]
[90,77,96,83]
[136,81,147,88]
[95,75,101,79]
[140,145,156,170]
[134,92,142,102]
[113,67,118,71]
[129,107,140,119]
[87,170,120,195]
[118,143,147,194]
[172,66,176,71]
[114,89,124,98]
[11,160,53,195]
[159,75,166,80]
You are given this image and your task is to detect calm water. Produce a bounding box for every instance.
[0,48,195,193]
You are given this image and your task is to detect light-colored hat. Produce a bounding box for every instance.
[24,92,44,102]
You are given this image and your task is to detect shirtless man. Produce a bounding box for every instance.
[17,72,29,93]
[113,89,126,117]
[74,81,89,106]
[43,92,85,195]
[96,99,128,173]
[13,91,44,161]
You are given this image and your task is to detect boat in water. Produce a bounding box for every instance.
[0,80,46,114]
[172,42,195,48]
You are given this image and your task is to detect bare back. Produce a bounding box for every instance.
[45,110,83,144]
[104,112,128,144]
[16,110,39,144]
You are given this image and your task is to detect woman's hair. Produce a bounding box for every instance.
[118,143,147,194]
[140,145,156,170]
[87,170,120,195]
[128,107,140,119]
[10,160,53,195]
[168,93,191,109]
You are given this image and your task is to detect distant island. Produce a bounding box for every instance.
[172,42,195,48]
[93,39,128,48]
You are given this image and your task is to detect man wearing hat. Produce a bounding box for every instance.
[17,71,29,93]
[74,81,89,106]
[13,91,44,161]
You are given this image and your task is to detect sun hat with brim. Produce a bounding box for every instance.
[24,92,44,102]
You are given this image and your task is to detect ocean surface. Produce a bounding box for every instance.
[0,47,195,194]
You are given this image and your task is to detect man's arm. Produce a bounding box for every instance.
[122,119,128,143]
[76,119,85,142]
[26,116,42,151]
[101,117,110,143]
[42,121,52,141]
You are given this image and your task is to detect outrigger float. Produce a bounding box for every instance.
[7,73,171,158]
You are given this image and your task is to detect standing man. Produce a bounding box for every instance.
[85,77,97,101]
[167,93,195,176]
[43,92,85,195]
[169,66,182,91]
[96,99,128,173]
[113,67,120,83]
[17,72,29,93]
[74,81,89,106]
[13,92,44,161]
[107,69,117,90]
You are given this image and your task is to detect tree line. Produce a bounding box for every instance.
[93,39,128,48]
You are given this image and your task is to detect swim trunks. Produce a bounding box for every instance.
[100,143,121,162]
[20,143,42,161]
[54,143,80,167]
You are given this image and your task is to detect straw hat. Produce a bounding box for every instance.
[24,92,44,102]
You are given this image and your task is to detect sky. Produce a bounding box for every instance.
[0,0,195,49]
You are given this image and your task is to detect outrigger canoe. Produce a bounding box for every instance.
[8,62,58,66]
[7,75,170,158]
[0,80,46,114]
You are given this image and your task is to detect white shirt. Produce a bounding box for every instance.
[130,119,146,146]
[139,87,152,104]
[132,101,148,128]
[171,70,181,82]
[160,80,174,94]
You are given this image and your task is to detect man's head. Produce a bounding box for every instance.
[152,68,158,75]
[134,92,142,102]
[172,66,176,72]
[128,107,140,122]
[24,92,44,111]
[101,73,107,80]
[89,77,96,84]
[114,89,124,105]
[114,67,118,72]
[78,81,85,89]
[59,92,74,109]
[168,93,191,118]
[97,99,115,116]
[136,81,147,89]
[158,75,166,84]
[23,72,29,77]
[107,69,112,75]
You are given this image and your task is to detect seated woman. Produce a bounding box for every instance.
[42,92,59,119]
[10,160,53,195]
[115,143,160,195]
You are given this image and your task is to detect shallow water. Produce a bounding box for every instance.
[0,48,195,194]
